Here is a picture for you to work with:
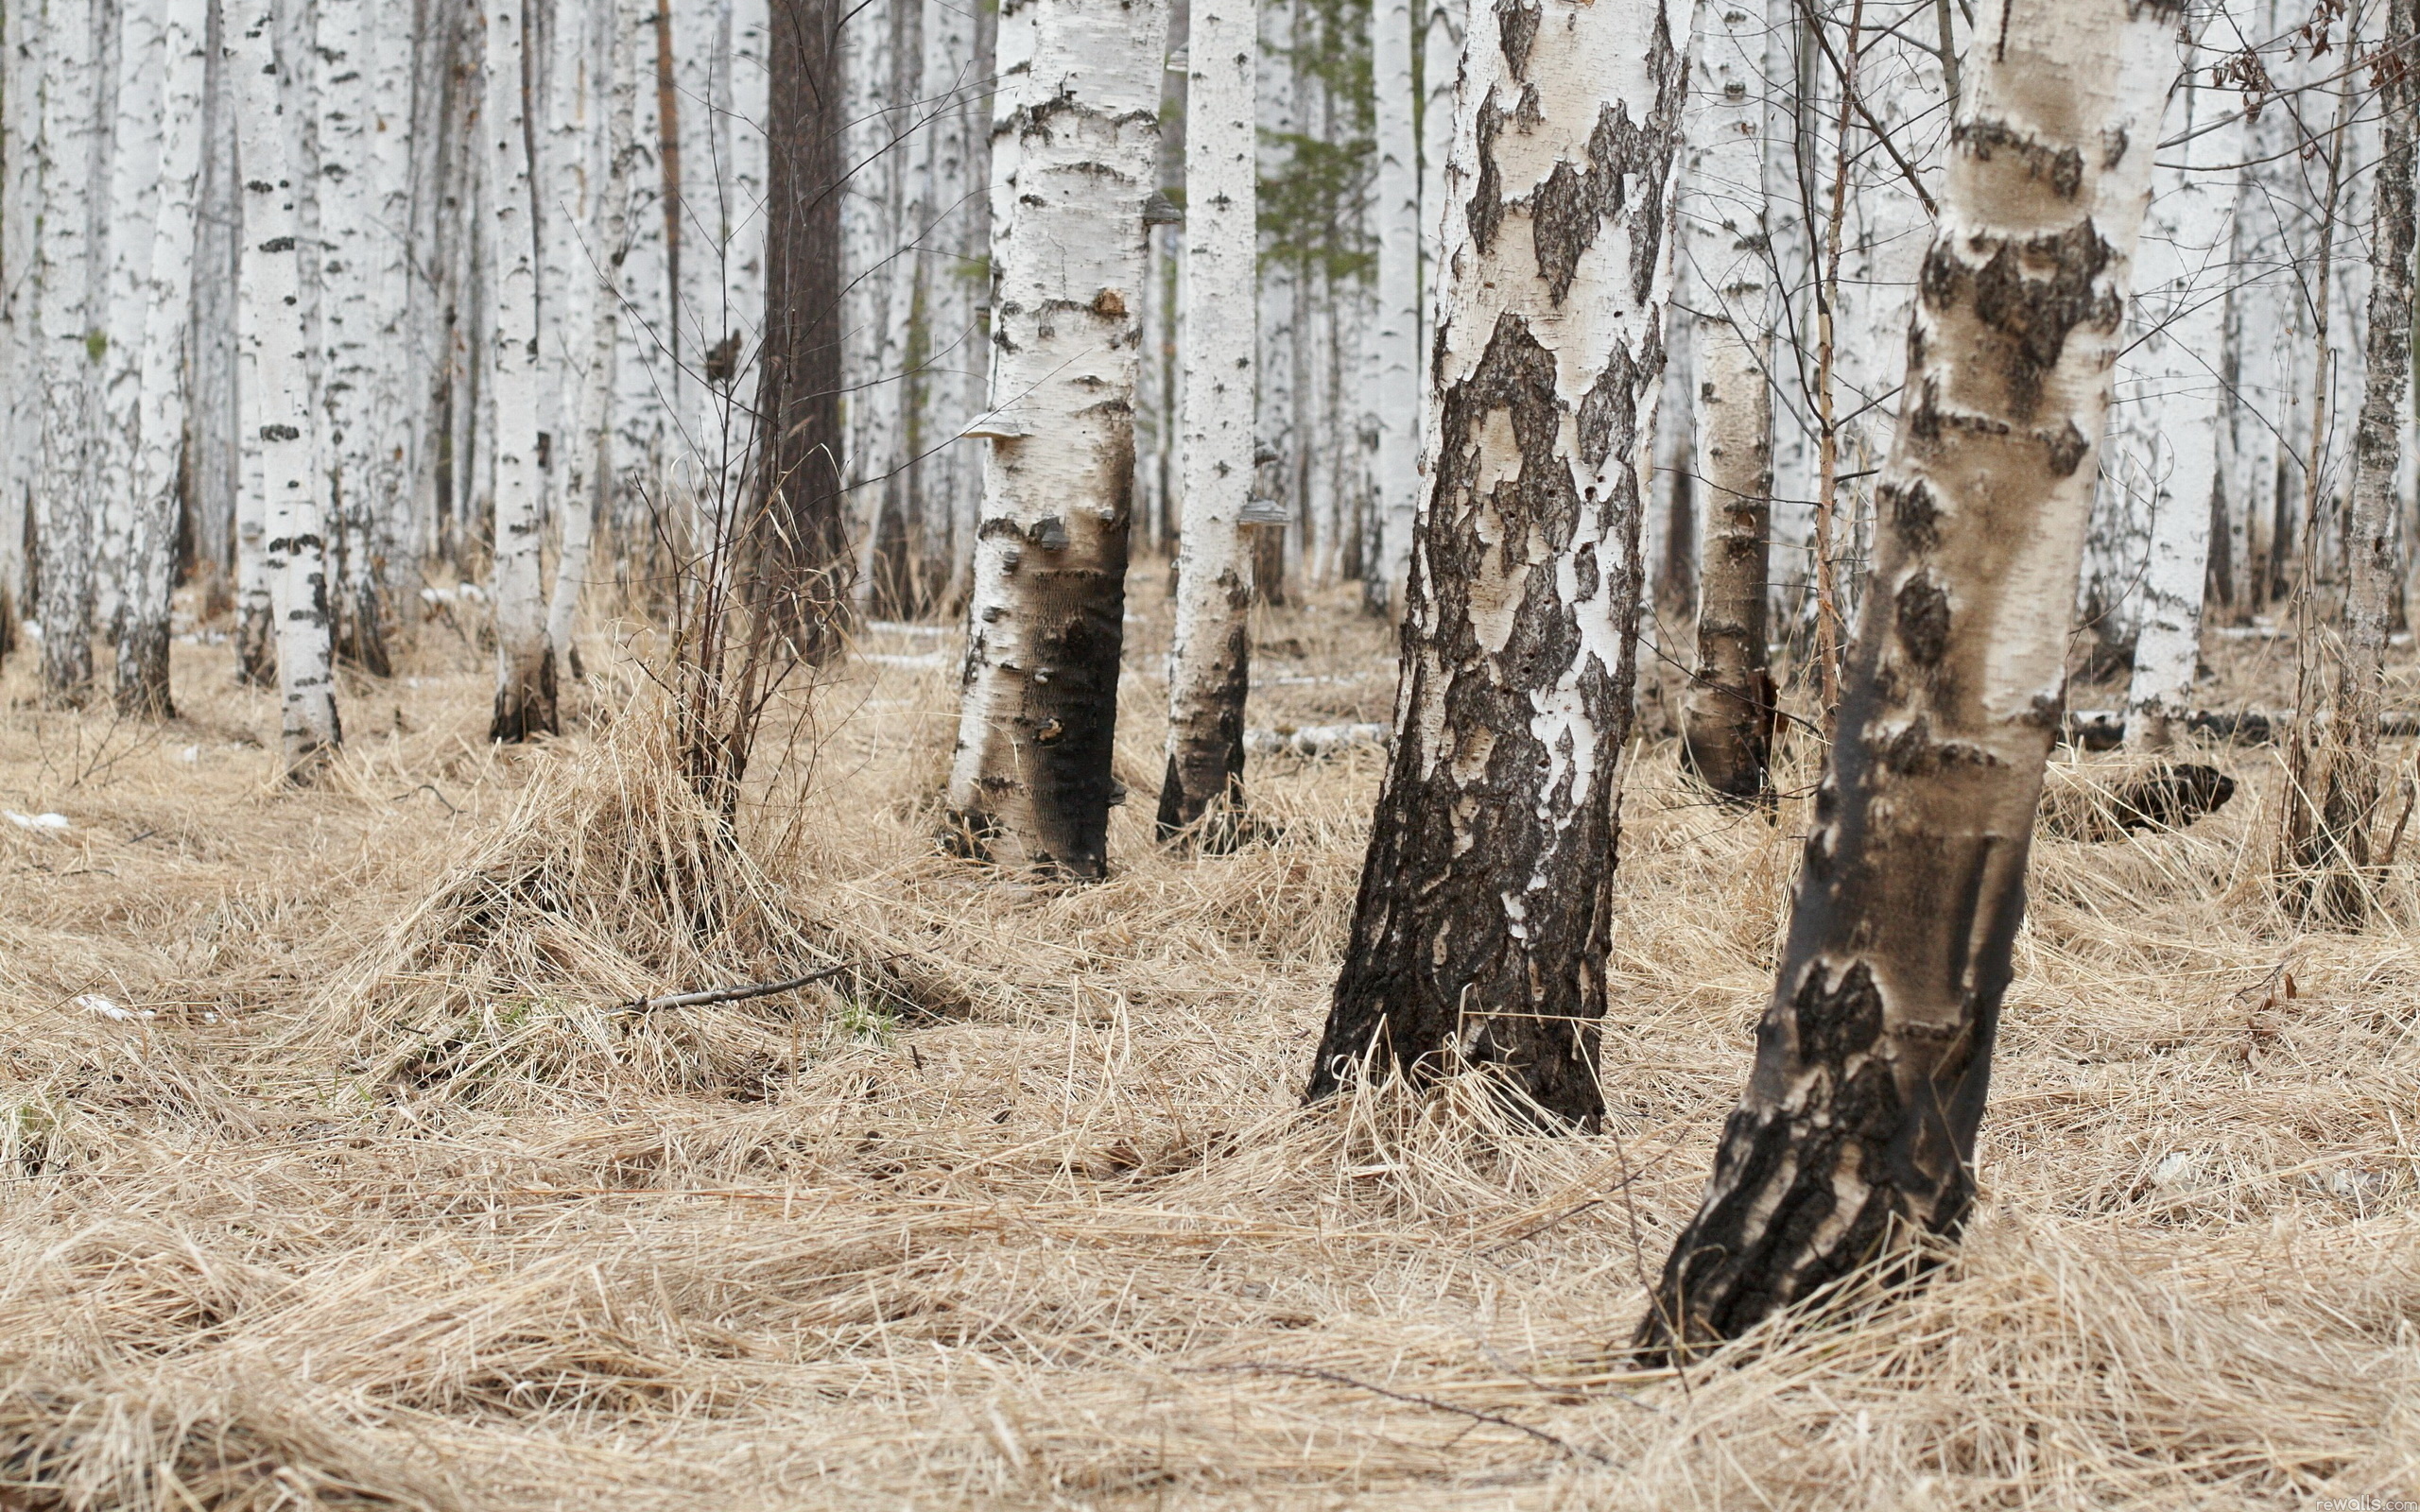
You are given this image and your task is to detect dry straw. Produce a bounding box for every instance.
[1,588,2416,1507]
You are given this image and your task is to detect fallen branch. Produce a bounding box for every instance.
[2064,709,2420,750]
[1179,1363,1616,1463]
[618,957,896,1015]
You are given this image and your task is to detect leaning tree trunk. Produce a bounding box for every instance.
[1364,0,1420,618]
[1634,0,2178,1356]
[237,0,343,776]
[2278,0,2414,923]
[485,0,561,742]
[117,0,212,717]
[942,0,1169,878]
[34,0,101,704]
[751,0,850,661]
[1157,0,1258,844]
[1303,0,1686,1124]
[1676,0,1775,803]
[2120,59,2242,748]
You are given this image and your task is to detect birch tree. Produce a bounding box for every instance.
[118,0,212,716]
[237,0,343,773]
[1636,0,2180,1354]
[1677,0,1776,802]
[2275,0,2414,922]
[1364,0,1418,617]
[1158,0,1257,843]
[1304,0,1687,1123]
[943,0,1170,878]
[2119,59,2242,747]
[34,0,102,702]
[486,0,561,741]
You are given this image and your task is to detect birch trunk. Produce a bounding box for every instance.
[485,0,560,740]
[192,0,242,596]
[1157,0,1256,843]
[1678,0,1775,802]
[118,0,211,716]
[0,0,34,630]
[315,0,390,673]
[35,0,102,702]
[2277,0,2414,922]
[1363,0,1418,617]
[95,0,147,651]
[1304,0,1687,1123]
[943,0,1169,878]
[1637,0,2178,1354]
[548,0,634,674]
[1416,0,1463,371]
[2120,61,2241,747]
[237,0,342,773]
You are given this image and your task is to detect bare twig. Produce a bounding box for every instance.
[617,954,900,1014]
[1180,1363,1616,1464]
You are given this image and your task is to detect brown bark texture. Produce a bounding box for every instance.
[1635,0,2178,1356]
[752,0,852,658]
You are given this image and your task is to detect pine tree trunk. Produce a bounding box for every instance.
[1363,0,1418,617]
[752,0,850,655]
[943,0,1169,878]
[2120,62,2241,748]
[237,0,342,775]
[117,0,211,717]
[1157,0,1256,844]
[1636,0,2178,1356]
[484,0,560,741]
[1304,0,1686,1123]
[2279,0,2413,922]
[1677,0,1774,803]
[35,0,102,703]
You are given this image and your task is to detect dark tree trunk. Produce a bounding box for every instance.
[751,0,851,660]
[1303,0,1685,1127]
[1636,0,2181,1358]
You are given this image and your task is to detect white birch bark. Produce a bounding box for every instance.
[549,0,636,669]
[314,0,389,669]
[0,0,39,623]
[1678,0,1775,799]
[1158,0,1255,838]
[945,0,1169,876]
[918,0,991,601]
[1416,0,1463,373]
[485,0,559,739]
[117,0,211,715]
[1365,0,1418,616]
[2120,60,2242,747]
[236,0,341,769]
[35,0,103,699]
[612,0,671,524]
[96,0,158,648]
[192,0,243,598]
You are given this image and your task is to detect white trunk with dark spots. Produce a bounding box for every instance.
[1677,0,1775,802]
[943,0,1168,877]
[34,0,104,700]
[237,0,342,772]
[485,0,559,741]
[1158,0,1256,841]
[1366,0,1420,616]
[1641,0,2179,1354]
[2119,62,2241,748]
[1306,0,1687,1124]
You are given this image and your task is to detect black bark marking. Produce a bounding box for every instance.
[1922,221,2118,421]
[1494,0,1540,77]
[1524,11,1683,306]
[1952,117,2083,198]
[1792,960,1883,1064]
[1893,573,1951,664]
[1880,477,1938,551]
[1469,90,1508,255]
[1308,313,1639,1125]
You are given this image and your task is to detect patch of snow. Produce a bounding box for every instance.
[5,811,71,832]
[77,994,155,1022]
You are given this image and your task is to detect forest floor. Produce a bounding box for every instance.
[4,568,2420,1509]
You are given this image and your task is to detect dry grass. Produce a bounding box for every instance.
[3,574,2418,1509]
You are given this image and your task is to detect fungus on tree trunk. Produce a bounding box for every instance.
[1636,0,2180,1355]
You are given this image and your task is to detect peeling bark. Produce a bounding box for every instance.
[1305,0,1686,1125]
[942,0,1169,879]
[1637,0,2178,1354]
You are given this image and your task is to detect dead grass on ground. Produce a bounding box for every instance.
[2,576,2417,1508]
